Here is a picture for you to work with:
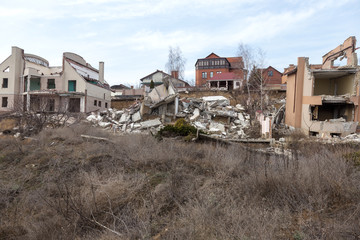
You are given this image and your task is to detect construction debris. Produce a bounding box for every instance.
[86,94,254,139]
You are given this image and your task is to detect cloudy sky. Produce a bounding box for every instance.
[0,0,359,86]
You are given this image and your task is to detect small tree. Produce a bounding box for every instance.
[237,43,267,112]
[165,46,186,80]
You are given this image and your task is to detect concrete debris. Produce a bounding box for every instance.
[190,108,200,121]
[86,94,255,139]
[140,118,162,129]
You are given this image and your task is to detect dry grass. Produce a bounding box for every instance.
[0,123,360,239]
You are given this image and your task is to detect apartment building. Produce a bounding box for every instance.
[0,47,111,113]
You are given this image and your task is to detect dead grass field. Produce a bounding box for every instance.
[0,123,360,239]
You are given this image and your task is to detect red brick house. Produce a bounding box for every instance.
[251,66,285,91]
[195,53,245,87]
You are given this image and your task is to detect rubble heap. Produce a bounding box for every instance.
[86,95,251,139]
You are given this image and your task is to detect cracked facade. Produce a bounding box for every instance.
[0,47,111,113]
[283,36,360,137]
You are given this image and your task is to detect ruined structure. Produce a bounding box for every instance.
[283,37,360,137]
[0,47,111,113]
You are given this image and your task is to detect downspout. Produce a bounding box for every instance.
[26,74,30,111]
[85,89,87,113]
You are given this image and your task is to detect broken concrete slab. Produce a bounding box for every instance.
[131,111,141,122]
[190,108,200,121]
[235,104,245,111]
[193,121,207,130]
[209,122,225,133]
[140,118,162,129]
[119,112,130,123]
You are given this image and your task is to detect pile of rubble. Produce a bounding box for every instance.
[86,95,252,139]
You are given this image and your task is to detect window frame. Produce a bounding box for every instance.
[47,79,56,89]
[2,78,8,88]
[2,97,8,107]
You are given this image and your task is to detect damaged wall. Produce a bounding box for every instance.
[285,37,360,137]
[322,36,358,69]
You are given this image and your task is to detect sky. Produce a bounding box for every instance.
[0,0,359,87]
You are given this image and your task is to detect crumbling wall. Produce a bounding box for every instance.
[322,36,358,69]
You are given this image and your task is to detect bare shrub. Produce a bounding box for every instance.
[1,124,360,239]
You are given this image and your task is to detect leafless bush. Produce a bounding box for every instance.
[1,125,360,239]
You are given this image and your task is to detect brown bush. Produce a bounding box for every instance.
[0,124,360,239]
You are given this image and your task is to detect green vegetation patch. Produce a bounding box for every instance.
[157,118,197,140]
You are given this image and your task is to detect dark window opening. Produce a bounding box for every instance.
[2,97,8,107]
[2,78,8,88]
[94,100,97,106]
[219,81,226,88]
[268,70,273,77]
[210,81,217,87]
[47,79,55,89]
[47,99,55,112]
[69,98,80,112]
[105,102,108,108]
[98,101,101,107]
[311,103,353,121]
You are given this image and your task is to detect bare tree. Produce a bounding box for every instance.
[165,46,186,80]
[237,43,267,111]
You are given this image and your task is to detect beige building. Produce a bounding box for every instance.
[283,37,360,137]
[0,47,111,113]
[140,70,190,90]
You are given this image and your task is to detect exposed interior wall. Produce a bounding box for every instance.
[312,103,354,121]
[313,74,355,96]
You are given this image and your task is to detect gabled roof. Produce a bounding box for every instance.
[140,69,163,81]
[205,52,220,59]
[260,66,282,75]
[195,53,244,69]
[140,69,189,86]
[208,72,236,81]
[227,57,244,68]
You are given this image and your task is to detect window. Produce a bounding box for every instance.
[68,80,76,92]
[236,82,240,86]
[2,78,8,88]
[48,99,55,111]
[202,72,207,79]
[210,72,213,78]
[2,97,8,107]
[47,79,55,89]
[268,70,273,77]
[216,71,222,74]
[98,101,101,107]
[94,100,97,106]
[105,102,108,108]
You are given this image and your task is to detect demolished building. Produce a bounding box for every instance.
[283,36,360,137]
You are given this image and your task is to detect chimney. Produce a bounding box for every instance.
[171,70,179,79]
[99,61,104,84]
